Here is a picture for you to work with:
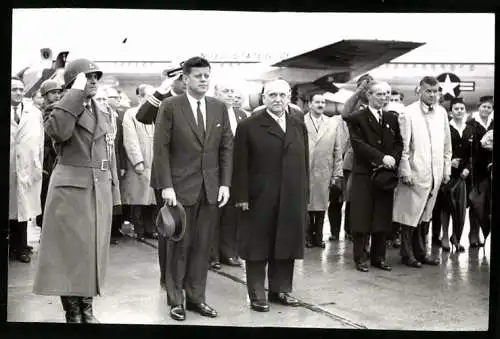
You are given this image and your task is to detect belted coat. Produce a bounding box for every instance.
[33,89,121,297]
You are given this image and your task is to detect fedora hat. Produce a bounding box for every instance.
[371,166,398,191]
[155,201,186,242]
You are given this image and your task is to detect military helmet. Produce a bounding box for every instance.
[40,79,63,96]
[63,58,103,89]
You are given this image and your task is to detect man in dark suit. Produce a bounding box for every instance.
[152,56,233,321]
[343,81,403,272]
[209,79,248,269]
[232,79,309,313]
[135,72,186,289]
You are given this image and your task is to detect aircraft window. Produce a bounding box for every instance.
[413,64,417,68]
[451,64,456,71]
[470,65,475,71]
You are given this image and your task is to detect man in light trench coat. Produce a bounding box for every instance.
[33,59,121,323]
[10,76,44,263]
[393,76,452,267]
[304,92,344,248]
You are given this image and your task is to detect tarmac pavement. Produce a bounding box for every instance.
[7,212,490,330]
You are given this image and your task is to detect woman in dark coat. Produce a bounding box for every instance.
[33,60,120,323]
[438,98,474,252]
[466,95,493,247]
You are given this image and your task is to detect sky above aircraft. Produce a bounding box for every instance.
[11,9,495,73]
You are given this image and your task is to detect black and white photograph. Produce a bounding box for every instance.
[7,8,495,331]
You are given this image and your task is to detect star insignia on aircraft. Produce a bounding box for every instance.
[437,73,461,100]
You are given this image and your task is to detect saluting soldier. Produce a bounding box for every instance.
[33,59,121,324]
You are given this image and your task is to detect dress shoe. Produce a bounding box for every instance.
[144,232,159,240]
[329,235,339,241]
[250,300,270,312]
[420,256,440,266]
[186,302,217,318]
[355,262,369,272]
[402,258,422,268]
[371,261,392,271]
[315,241,326,248]
[268,292,300,306]
[221,257,242,267]
[133,232,145,241]
[470,241,484,248]
[210,261,221,270]
[17,252,31,263]
[170,305,186,321]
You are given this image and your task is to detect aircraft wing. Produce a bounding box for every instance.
[271,39,425,82]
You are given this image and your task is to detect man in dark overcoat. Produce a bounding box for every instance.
[343,81,403,272]
[151,56,233,321]
[232,79,309,313]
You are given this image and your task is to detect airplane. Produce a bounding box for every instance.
[14,39,494,113]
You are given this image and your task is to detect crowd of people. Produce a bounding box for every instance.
[9,55,493,323]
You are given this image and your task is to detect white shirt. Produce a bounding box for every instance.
[368,105,383,123]
[472,111,493,130]
[308,112,323,132]
[186,91,206,129]
[267,109,286,133]
[450,118,467,138]
[228,107,238,136]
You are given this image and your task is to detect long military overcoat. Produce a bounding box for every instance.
[33,89,120,297]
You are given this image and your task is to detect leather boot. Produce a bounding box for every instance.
[61,296,82,323]
[80,297,100,323]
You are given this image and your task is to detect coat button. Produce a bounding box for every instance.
[377,140,382,144]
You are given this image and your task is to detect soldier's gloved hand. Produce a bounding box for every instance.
[72,72,87,90]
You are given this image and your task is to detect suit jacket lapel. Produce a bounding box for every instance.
[204,98,216,143]
[180,94,203,145]
[17,103,29,134]
[260,111,285,140]
[316,117,329,143]
[305,114,318,145]
[366,110,382,136]
[284,115,294,150]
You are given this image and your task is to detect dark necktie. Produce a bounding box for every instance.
[197,101,205,138]
[13,106,20,124]
[378,110,383,126]
[428,104,434,112]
